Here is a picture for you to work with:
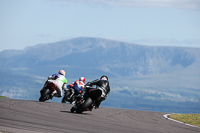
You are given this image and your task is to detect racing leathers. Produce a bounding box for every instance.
[81,79,110,108]
[67,80,85,101]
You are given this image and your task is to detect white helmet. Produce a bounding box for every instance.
[79,77,86,83]
[58,70,66,76]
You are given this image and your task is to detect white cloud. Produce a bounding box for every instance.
[133,38,200,48]
[61,0,200,10]
[36,34,52,38]
[1,88,26,98]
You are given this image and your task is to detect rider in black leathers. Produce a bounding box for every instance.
[80,75,110,108]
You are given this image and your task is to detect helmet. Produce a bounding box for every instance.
[100,75,108,81]
[58,70,66,76]
[79,77,86,83]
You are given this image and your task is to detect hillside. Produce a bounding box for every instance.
[1,37,200,77]
[0,37,200,113]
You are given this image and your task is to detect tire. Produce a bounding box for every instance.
[70,107,76,113]
[39,89,50,102]
[39,97,45,102]
[76,97,93,113]
[61,91,72,103]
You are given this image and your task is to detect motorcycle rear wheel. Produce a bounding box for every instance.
[76,97,93,114]
[70,107,76,113]
[39,88,50,102]
[61,91,71,103]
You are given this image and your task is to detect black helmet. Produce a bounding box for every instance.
[100,75,108,81]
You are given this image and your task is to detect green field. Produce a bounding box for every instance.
[0,96,9,98]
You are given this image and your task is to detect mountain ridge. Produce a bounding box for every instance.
[0,37,199,77]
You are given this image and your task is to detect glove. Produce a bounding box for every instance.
[86,82,91,86]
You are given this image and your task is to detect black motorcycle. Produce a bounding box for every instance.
[70,86,102,113]
[61,88,75,103]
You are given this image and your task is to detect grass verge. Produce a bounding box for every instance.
[169,114,200,127]
[0,96,10,98]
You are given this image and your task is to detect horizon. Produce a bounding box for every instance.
[1,36,200,52]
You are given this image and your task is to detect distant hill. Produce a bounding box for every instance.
[0,37,200,113]
[0,37,199,77]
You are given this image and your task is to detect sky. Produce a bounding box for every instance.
[0,0,200,52]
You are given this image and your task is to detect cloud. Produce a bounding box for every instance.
[61,0,200,10]
[1,88,26,98]
[133,38,200,48]
[36,34,52,38]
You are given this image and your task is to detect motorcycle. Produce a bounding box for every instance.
[70,86,102,113]
[61,88,75,103]
[39,82,57,102]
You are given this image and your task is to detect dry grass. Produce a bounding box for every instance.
[169,113,200,127]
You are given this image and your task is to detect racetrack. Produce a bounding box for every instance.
[0,98,199,133]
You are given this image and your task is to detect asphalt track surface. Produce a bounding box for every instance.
[0,98,199,133]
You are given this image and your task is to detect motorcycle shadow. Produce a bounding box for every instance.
[60,110,92,115]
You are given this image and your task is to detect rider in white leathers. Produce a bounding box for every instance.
[42,70,68,97]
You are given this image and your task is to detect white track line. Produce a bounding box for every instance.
[163,114,200,128]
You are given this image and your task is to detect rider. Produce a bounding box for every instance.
[81,75,110,109]
[42,70,68,98]
[67,77,86,102]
